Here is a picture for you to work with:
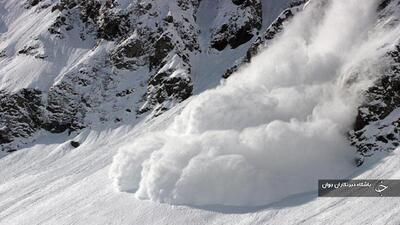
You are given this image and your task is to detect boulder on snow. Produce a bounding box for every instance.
[70,141,80,148]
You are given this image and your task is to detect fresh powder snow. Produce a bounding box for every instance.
[109,0,394,207]
[0,0,400,224]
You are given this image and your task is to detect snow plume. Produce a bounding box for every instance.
[110,0,397,206]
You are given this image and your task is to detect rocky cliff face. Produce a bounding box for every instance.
[0,0,294,152]
[210,0,262,51]
[1,0,399,165]
[348,0,400,165]
[223,0,306,78]
[350,45,400,163]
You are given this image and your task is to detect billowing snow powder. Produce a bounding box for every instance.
[110,0,396,206]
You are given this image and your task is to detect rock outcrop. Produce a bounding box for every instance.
[348,0,400,164]
[2,0,296,153]
[210,0,262,51]
[350,45,400,159]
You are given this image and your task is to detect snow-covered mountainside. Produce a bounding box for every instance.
[109,0,400,207]
[1,0,400,224]
[0,0,295,152]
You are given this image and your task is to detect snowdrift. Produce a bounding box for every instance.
[110,0,398,206]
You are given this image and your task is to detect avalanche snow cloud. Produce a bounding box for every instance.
[110,0,398,206]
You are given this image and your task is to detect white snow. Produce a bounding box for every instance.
[1,0,400,224]
[191,0,292,94]
[109,0,396,207]
[0,0,96,92]
[0,109,400,224]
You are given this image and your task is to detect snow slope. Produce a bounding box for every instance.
[109,0,399,207]
[0,0,294,151]
[0,0,95,92]
[0,108,399,225]
[1,0,400,224]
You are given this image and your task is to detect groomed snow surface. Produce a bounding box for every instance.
[110,0,398,207]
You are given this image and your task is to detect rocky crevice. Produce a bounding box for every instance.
[350,45,400,159]
[223,0,307,78]
[2,0,296,152]
[49,0,130,40]
[210,0,262,51]
[347,0,400,165]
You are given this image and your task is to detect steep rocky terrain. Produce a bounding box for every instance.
[1,0,399,166]
[349,0,400,165]
[223,0,306,78]
[1,0,400,224]
[0,0,294,152]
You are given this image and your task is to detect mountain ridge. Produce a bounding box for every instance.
[0,0,295,152]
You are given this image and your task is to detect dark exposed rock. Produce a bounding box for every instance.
[355,157,364,167]
[164,15,174,23]
[116,89,134,97]
[49,0,128,40]
[223,65,239,79]
[26,0,42,7]
[290,0,308,7]
[354,46,400,131]
[211,0,262,51]
[144,3,152,10]
[232,0,246,6]
[0,89,44,144]
[177,0,200,11]
[245,7,296,62]
[3,0,299,153]
[18,41,47,59]
[123,41,145,58]
[350,44,400,156]
[149,35,174,70]
[18,45,39,55]
[231,24,257,49]
[212,23,257,51]
[378,0,393,11]
[223,1,305,78]
[57,0,78,11]
[35,54,48,59]
[0,127,12,144]
[139,68,193,116]
[48,14,71,37]
[70,141,80,148]
[0,60,122,149]
[0,86,85,148]
[110,36,149,70]
[97,11,130,41]
[354,76,400,131]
